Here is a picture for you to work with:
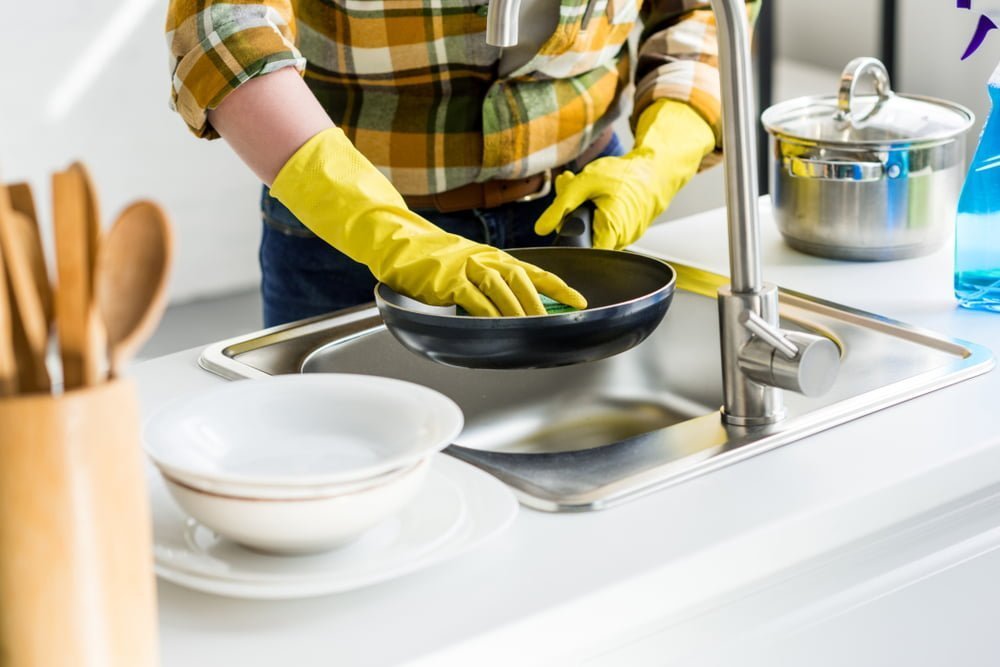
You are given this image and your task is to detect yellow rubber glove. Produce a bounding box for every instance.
[535,99,716,250]
[270,127,587,317]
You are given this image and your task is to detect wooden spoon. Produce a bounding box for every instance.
[0,193,51,392]
[52,163,102,389]
[96,201,173,378]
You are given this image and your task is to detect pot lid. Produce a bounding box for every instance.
[762,57,974,146]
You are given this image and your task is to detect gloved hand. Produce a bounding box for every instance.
[535,99,715,250]
[270,127,587,317]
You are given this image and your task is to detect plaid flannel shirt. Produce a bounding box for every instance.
[167,0,760,195]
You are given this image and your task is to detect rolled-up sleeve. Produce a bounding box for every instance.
[166,0,307,138]
[634,0,761,151]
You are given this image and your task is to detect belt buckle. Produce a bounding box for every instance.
[515,169,552,203]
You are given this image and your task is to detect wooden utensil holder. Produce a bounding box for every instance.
[0,379,158,666]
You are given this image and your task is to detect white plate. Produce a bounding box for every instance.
[152,456,518,599]
[143,374,464,490]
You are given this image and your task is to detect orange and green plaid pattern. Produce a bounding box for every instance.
[166,1,306,138]
[167,0,760,194]
[635,0,761,150]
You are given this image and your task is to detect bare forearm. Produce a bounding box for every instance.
[207,68,334,185]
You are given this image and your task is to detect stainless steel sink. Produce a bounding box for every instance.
[200,263,994,511]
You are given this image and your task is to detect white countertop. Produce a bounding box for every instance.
[137,200,1000,666]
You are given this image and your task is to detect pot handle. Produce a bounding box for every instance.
[836,57,893,124]
[784,156,885,182]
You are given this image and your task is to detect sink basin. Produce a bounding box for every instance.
[200,263,993,511]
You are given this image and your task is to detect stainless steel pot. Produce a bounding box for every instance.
[762,57,975,261]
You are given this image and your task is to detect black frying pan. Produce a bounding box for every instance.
[374,204,676,369]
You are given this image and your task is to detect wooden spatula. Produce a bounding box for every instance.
[6,182,38,226]
[74,164,107,383]
[0,188,50,392]
[5,182,52,324]
[52,163,103,389]
[0,244,15,396]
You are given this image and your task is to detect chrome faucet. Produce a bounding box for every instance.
[711,0,839,425]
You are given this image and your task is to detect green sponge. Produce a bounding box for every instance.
[538,294,580,314]
[457,294,581,316]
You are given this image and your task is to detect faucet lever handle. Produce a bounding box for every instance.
[736,306,841,398]
[738,309,798,359]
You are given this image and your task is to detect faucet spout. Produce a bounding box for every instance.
[710,0,763,294]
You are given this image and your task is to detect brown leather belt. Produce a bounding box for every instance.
[403,127,614,213]
[402,169,557,213]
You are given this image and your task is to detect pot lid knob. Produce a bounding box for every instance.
[836,57,893,124]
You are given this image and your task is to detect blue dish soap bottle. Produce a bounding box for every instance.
[956,63,1000,311]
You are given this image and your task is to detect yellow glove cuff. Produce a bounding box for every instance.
[633,99,716,166]
[270,127,408,251]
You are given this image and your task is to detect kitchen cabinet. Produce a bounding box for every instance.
[137,199,1000,666]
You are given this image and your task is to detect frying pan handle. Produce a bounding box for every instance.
[553,202,594,248]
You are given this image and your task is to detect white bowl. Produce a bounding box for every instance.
[143,374,464,496]
[162,458,432,554]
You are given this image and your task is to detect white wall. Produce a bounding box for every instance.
[776,0,880,72]
[0,1,262,304]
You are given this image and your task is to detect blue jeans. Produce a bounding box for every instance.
[259,132,626,327]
